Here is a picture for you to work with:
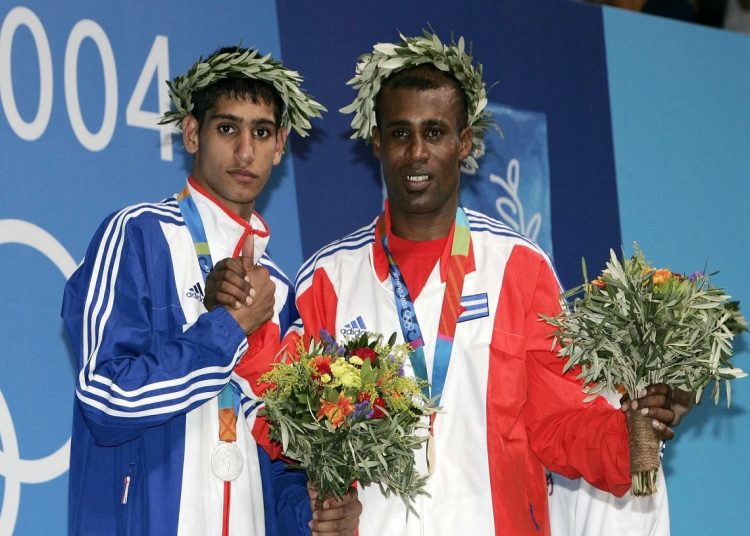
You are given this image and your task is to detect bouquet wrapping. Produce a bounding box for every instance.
[543,245,746,495]
[260,330,435,508]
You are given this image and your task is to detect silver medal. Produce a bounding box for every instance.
[211,441,244,481]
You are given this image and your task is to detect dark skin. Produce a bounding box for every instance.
[307,485,362,536]
[620,385,694,435]
[619,384,674,439]
[374,82,678,441]
[372,85,472,241]
[669,387,695,426]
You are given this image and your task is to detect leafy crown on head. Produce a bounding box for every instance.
[160,46,326,137]
[339,30,494,171]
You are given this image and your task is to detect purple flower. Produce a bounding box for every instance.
[352,401,371,420]
[688,271,704,282]
[320,328,346,356]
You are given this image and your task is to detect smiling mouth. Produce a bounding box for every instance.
[405,174,430,183]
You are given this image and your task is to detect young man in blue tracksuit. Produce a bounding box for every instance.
[62,45,357,535]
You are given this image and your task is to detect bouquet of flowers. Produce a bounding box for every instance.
[259,329,435,508]
[543,245,746,495]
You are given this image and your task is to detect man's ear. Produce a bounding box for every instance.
[273,126,288,166]
[371,127,382,161]
[182,115,199,155]
[458,126,473,162]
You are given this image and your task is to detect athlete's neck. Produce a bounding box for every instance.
[389,205,456,241]
[188,176,255,222]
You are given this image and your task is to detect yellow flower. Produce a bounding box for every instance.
[349,356,364,366]
[340,371,362,389]
[330,359,349,378]
[331,359,356,377]
[330,359,362,389]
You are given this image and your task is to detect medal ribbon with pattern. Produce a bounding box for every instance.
[378,207,471,473]
[177,186,245,536]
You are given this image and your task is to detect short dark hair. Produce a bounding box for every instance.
[374,64,469,131]
[191,47,284,127]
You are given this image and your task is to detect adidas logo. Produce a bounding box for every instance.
[340,315,367,336]
[186,282,205,302]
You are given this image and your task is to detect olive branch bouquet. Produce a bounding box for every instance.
[542,245,746,495]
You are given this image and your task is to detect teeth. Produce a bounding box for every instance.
[406,175,429,182]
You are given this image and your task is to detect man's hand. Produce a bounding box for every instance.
[203,236,275,335]
[233,263,275,334]
[204,256,256,311]
[308,483,362,536]
[669,387,694,426]
[620,383,675,441]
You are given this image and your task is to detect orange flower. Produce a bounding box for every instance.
[317,393,354,428]
[652,269,672,286]
[591,277,606,289]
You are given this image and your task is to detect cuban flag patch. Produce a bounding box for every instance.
[457,293,489,323]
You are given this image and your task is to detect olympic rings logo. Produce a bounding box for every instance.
[0,219,76,534]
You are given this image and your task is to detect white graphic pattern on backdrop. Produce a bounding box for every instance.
[490,159,543,244]
[0,220,75,535]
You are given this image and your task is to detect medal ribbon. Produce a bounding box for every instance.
[378,207,471,406]
[177,186,241,535]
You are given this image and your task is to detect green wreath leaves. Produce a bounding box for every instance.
[340,30,494,171]
[160,47,326,137]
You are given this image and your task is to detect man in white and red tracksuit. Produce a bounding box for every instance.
[291,32,677,535]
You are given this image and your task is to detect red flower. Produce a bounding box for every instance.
[309,355,332,378]
[371,397,387,419]
[317,393,354,428]
[351,347,377,364]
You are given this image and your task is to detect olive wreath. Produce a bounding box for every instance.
[340,31,494,171]
[160,47,326,137]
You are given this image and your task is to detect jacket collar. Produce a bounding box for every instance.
[186,176,270,262]
[372,201,475,283]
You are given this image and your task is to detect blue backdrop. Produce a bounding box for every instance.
[604,9,750,534]
[1,0,747,534]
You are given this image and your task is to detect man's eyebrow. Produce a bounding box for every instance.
[383,118,451,128]
[207,113,277,127]
[208,112,243,123]
[383,119,411,128]
[252,118,278,128]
